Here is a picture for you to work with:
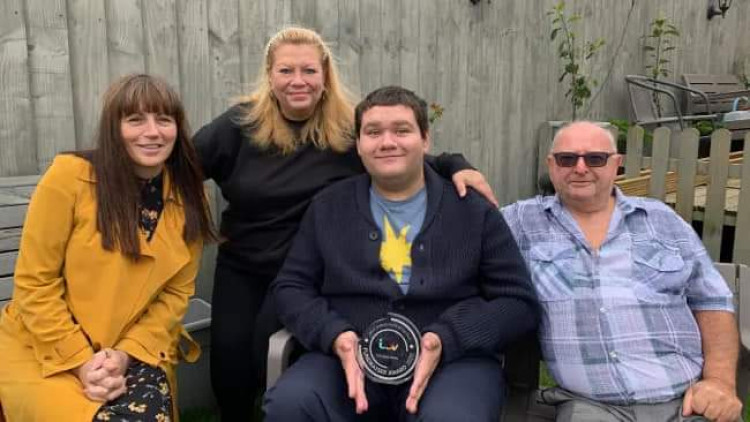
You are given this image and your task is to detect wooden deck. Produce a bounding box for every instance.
[664,178,742,224]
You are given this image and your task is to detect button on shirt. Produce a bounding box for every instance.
[501,189,734,405]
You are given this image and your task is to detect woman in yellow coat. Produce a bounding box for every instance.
[0,74,215,421]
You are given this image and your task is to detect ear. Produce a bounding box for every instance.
[355,133,364,157]
[422,131,431,153]
[546,154,555,171]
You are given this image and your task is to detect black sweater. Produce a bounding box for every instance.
[193,105,472,285]
[271,166,539,361]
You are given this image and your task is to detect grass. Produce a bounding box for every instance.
[539,361,556,389]
[180,407,218,422]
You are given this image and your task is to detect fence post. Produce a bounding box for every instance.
[734,132,750,265]
[703,129,732,260]
[649,127,671,200]
[676,129,700,222]
[624,126,644,179]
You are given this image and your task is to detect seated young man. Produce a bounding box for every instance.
[264,86,539,421]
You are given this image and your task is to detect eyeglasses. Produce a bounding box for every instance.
[552,152,615,168]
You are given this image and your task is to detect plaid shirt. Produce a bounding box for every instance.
[501,189,734,405]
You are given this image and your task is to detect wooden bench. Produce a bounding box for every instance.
[682,74,750,115]
[0,175,214,413]
[682,74,750,141]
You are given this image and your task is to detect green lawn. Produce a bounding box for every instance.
[180,407,218,422]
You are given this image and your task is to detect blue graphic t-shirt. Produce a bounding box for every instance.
[369,186,426,294]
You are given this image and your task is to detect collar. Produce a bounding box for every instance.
[355,164,444,230]
[541,186,645,217]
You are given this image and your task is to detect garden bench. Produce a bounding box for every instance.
[682,74,750,115]
[0,175,214,413]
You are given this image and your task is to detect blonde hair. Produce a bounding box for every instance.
[235,27,355,153]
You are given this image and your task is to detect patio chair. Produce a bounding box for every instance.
[624,75,719,131]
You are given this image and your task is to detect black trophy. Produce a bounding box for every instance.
[357,313,421,385]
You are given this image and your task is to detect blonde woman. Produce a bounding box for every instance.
[193,27,495,419]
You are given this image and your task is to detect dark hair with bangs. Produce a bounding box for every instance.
[75,74,216,259]
[354,86,429,139]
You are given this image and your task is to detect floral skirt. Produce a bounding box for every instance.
[94,360,172,422]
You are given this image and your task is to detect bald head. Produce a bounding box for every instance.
[546,120,622,212]
[550,121,617,154]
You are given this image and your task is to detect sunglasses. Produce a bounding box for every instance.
[552,152,615,168]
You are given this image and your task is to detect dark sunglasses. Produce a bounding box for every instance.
[552,152,615,168]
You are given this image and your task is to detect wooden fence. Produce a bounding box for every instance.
[2,0,750,205]
[615,127,750,264]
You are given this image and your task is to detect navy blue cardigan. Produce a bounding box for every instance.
[271,165,539,363]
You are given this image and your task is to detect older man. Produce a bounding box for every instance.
[264,86,538,421]
[502,121,742,422]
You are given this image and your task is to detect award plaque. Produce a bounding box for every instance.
[357,313,421,385]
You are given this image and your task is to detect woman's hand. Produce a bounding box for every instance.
[451,169,498,207]
[73,349,129,402]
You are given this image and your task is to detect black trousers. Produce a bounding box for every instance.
[264,352,505,422]
[210,258,282,421]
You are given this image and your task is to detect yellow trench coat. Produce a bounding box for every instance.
[0,155,202,421]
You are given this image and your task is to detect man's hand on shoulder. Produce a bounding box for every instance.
[334,331,368,414]
[452,169,498,207]
[682,377,742,422]
[406,332,442,414]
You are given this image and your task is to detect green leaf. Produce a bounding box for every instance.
[644,45,655,51]
[551,28,560,40]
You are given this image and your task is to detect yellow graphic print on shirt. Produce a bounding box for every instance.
[380,216,412,283]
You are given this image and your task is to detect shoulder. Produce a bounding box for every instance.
[194,103,249,141]
[620,194,696,239]
[312,174,363,206]
[501,196,545,214]
[212,103,249,128]
[625,194,676,214]
[30,154,92,207]
[40,154,92,187]
[621,194,687,227]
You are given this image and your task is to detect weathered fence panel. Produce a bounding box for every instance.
[3,0,749,201]
[25,0,76,172]
[0,0,35,176]
[613,127,748,264]
[4,0,750,290]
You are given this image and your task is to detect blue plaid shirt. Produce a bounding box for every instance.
[501,189,734,405]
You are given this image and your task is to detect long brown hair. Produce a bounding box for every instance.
[78,74,216,259]
[235,26,355,153]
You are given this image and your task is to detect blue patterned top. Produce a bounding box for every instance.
[501,189,734,405]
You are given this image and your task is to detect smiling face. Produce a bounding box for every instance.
[120,111,177,179]
[357,105,429,198]
[547,122,621,209]
[269,43,325,121]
